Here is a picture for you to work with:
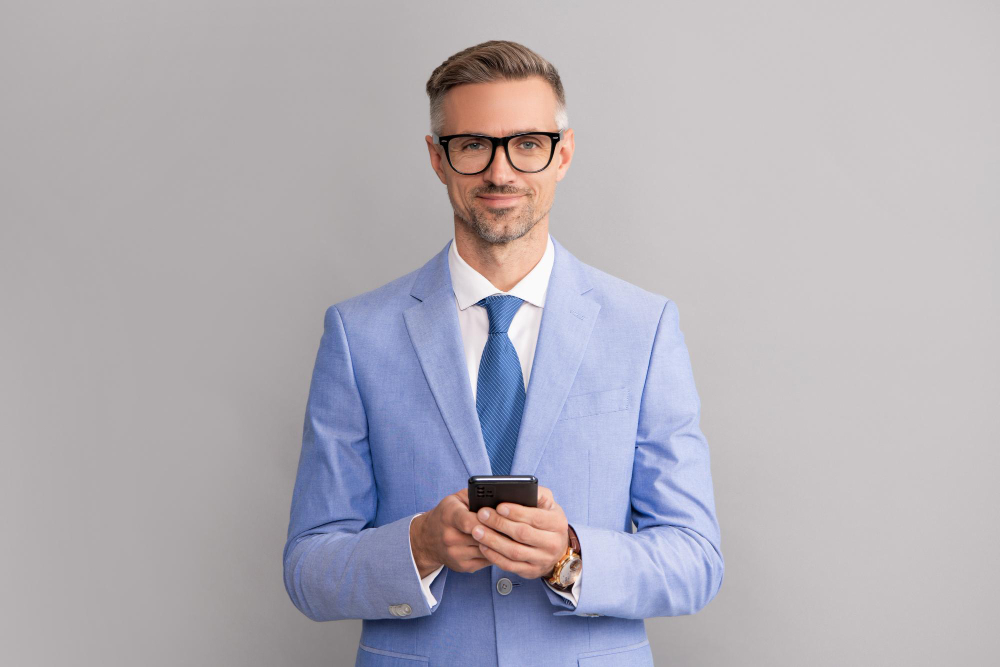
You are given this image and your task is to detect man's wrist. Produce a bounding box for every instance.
[546,524,581,589]
[410,513,443,578]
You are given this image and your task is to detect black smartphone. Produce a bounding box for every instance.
[468,475,538,513]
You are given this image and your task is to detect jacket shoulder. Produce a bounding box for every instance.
[577,258,670,319]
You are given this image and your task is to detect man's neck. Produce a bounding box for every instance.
[453,218,549,293]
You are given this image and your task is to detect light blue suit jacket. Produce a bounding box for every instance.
[283,235,724,666]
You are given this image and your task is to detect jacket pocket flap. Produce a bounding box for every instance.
[578,639,652,665]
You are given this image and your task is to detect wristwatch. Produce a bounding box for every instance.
[545,526,582,591]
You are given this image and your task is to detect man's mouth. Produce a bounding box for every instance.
[477,194,524,205]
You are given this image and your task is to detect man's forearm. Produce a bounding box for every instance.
[542,522,723,619]
[284,513,439,621]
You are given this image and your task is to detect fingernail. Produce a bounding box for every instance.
[473,527,484,539]
[481,509,490,520]
[498,505,510,516]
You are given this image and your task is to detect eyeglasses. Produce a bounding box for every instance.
[433,130,564,175]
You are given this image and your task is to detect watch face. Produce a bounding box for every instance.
[558,555,582,587]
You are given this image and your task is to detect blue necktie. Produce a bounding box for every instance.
[475,294,526,476]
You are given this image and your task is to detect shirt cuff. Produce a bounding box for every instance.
[544,569,581,606]
[408,512,445,608]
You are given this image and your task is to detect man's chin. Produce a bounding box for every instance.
[468,219,535,244]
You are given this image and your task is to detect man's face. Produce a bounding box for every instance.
[426,76,575,245]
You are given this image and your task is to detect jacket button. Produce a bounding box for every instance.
[496,577,513,595]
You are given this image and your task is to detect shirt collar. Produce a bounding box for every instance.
[448,232,555,311]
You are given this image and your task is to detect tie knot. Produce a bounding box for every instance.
[477,294,524,334]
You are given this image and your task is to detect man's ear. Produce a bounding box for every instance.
[554,128,575,183]
[426,135,448,184]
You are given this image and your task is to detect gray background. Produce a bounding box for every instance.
[2,1,997,665]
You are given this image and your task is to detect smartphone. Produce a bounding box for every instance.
[468,475,538,513]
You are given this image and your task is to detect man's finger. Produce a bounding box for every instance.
[472,523,548,566]
[478,543,535,578]
[537,485,555,509]
[495,501,560,530]
[476,506,548,547]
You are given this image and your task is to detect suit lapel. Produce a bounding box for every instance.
[511,236,600,476]
[403,236,600,479]
[404,240,493,478]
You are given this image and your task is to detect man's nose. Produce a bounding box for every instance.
[483,144,517,184]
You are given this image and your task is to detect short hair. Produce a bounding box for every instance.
[425,40,568,136]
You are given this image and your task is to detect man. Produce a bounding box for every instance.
[283,40,724,666]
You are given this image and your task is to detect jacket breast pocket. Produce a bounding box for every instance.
[557,386,630,421]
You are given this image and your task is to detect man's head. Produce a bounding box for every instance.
[425,40,575,245]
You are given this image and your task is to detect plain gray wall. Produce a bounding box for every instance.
[2,1,997,665]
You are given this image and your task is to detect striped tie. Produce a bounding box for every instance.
[475,294,525,476]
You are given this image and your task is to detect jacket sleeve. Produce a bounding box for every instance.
[282,305,449,621]
[542,298,724,618]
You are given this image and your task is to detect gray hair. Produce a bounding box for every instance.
[425,40,568,136]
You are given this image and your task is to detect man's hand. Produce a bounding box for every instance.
[471,485,572,579]
[410,488,490,578]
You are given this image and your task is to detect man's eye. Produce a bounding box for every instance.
[460,142,486,151]
[517,141,538,149]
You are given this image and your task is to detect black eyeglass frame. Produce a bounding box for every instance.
[433,130,564,175]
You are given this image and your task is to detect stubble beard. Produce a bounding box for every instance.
[455,192,544,245]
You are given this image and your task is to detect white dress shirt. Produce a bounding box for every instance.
[407,232,582,608]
